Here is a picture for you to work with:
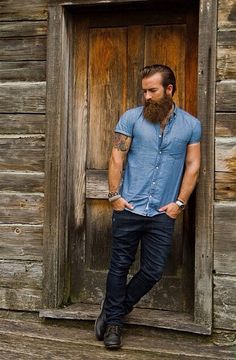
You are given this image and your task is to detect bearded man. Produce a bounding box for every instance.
[95,64,201,349]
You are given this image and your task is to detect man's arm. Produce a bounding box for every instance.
[108,133,133,211]
[177,143,201,204]
[159,143,201,218]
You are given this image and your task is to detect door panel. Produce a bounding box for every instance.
[70,5,197,313]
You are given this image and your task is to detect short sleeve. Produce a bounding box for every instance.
[114,110,135,137]
[188,120,202,144]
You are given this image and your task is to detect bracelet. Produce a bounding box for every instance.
[108,194,121,203]
[108,191,119,198]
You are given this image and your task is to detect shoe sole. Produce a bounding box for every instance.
[105,343,122,350]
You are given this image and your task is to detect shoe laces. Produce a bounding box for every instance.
[106,325,121,335]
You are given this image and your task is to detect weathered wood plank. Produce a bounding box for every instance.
[43,5,70,308]
[0,82,46,113]
[0,225,43,260]
[0,288,42,311]
[0,114,45,134]
[216,113,236,137]
[0,37,46,61]
[218,0,236,29]
[0,260,42,289]
[217,29,236,81]
[0,135,45,171]
[216,81,236,112]
[217,46,236,81]
[0,172,44,193]
[0,1,48,21]
[1,317,236,359]
[0,193,44,225]
[215,137,236,172]
[214,275,236,330]
[88,26,127,169]
[215,172,236,200]
[86,170,107,198]
[214,202,236,275]
[217,30,236,47]
[0,61,46,82]
[0,21,47,37]
[194,0,217,331]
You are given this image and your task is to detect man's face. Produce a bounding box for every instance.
[142,72,173,124]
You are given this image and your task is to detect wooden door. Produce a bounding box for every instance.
[69,2,198,313]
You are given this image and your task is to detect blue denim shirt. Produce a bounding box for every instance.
[115,105,201,217]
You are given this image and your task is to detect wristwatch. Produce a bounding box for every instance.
[175,199,185,210]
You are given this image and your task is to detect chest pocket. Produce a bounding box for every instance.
[169,137,187,159]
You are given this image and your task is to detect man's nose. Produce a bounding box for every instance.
[144,91,152,101]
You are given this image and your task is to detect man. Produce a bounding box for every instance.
[95,64,201,350]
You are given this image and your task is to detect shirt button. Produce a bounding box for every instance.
[159,135,162,138]
[156,166,159,169]
[149,195,152,198]
[153,182,155,184]
[159,151,162,154]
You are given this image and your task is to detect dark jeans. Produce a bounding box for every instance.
[104,210,175,326]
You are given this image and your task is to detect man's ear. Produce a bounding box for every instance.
[166,84,173,96]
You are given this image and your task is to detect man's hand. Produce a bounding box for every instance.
[112,197,134,212]
[159,202,182,219]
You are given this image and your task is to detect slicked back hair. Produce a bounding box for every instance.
[141,64,176,96]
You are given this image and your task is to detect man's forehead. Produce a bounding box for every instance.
[142,72,163,86]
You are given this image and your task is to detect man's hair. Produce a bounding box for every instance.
[141,64,176,96]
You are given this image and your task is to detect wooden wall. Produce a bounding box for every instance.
[214,0,236,331]
[0,0,47,310]
[0,0,235,335]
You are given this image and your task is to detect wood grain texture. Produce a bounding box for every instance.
[216,80,236,112]
[127,26,144,108]
[88,27,127,169]
[218,0,236,29]
[215,172,236,200]
[0,260,42,289]
[214,275,236,330]
[43,5,71,308]
[144,24,186,109]
[0,193,44,225]
[0,21,47,37]
[0,61,46,82]
[86,170,107,198]
[2,317,236,359]
[0,114,45,134]
[0,82,46,113]
[0,172,44,193]
[0,37,46,61]
[194,0,217,331]
[67,15,89,303]
[217,45,236,81]
[214,202,236,275]
[215,137,236,172]
[85,200,112,270]
[0,135,45,171]
[0,225,43,260]
[0,1,48,21]
[216,113,236,137]
[0,288,42,311]
[217,29,236,81]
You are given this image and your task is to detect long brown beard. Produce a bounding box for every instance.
[143,95,173,125]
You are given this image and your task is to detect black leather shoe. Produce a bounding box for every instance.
[94,300,106,341]
[104,325,122,350]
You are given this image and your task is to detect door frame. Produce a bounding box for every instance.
[43,0,216,335]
